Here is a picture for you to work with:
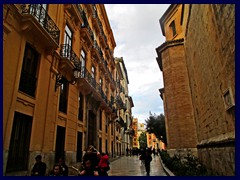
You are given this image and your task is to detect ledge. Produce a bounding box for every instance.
[197,131,235,148]
[159,156,175,176]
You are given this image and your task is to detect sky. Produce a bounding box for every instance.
[105,4,170,123]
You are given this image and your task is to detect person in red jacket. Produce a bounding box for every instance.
[98,152,109,176]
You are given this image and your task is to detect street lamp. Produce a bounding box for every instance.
[55,68,81,91]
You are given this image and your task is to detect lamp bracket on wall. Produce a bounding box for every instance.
[55,73,63,92]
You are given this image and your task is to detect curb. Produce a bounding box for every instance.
[159,156,175,176]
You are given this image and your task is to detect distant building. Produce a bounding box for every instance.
[132,118,138,148]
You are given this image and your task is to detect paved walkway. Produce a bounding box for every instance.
[108,155,168,176]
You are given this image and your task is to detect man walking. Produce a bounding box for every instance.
[144,150,152,176]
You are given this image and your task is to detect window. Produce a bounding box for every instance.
[91,66,95,79]
[99,110,102,130]
[99,138,102,153]
[105,140,108,153]
[59,77,68,113]
[169,20,177,37]
[78,92,84,121]
[111,124,113,135]
[63,24,73,58]
[19,43,39,97]
[80,49,86,77]
[105,85,108,96]
[105,119,108,133]
[99,78,102,88]
[223,87,235,111]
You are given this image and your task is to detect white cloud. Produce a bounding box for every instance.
[105,4,169,123]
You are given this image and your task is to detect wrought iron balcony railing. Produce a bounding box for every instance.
[21,4,60,45]
[80,67,109,105]
[60,44,81,69]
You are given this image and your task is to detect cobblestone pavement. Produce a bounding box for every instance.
[108,155,168,176]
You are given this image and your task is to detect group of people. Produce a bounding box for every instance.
[31,145,110,176]
[31,155,68,176]
[79,145,110,176]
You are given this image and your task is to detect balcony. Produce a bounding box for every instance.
[115,96,127,111]
[64,4,83,27]
[21,4,60,50]
[99,57,108,75]
[115,96,123,109]
[59,44,81,83]
[111,107,118,118]
[99,23,108,48]
[80,11,94,48]
[77,67,108,108]
[116,117,125,127]
[84,4,93,16]
[91,40,101,63]
[92,5,101,34]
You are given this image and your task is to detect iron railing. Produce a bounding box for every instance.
[60,44,81,69]
[21,4,60,45]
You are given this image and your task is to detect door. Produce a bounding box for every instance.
[88,110,96,147]
[77,132,83,162]
[6,112,32,172]
[55,126,66,163]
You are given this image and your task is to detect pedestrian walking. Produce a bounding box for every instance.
[153,148,156,157]
[126,147,129,156]
[144,150,152,176]
[31,155,47,176]
[58,158,68,176]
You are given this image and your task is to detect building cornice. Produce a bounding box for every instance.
[156,38,184,71]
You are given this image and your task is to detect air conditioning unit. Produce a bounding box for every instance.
[223,87,235,111]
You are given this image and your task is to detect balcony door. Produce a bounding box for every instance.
[63,24,73,59]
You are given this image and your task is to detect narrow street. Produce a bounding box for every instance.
[108,155,168,176]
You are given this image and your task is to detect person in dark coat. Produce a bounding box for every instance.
[79,156,99,176]
[49,164,63,176]
[58,158,68,176]
[144,151,152,176]
[31,155,47,176]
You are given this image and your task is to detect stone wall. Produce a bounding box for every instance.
[184,4,235,175]
[160,41,197,150]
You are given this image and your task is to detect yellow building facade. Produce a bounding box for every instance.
[3,4,133,175]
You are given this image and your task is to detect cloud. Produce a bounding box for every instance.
[105,4,170,123]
